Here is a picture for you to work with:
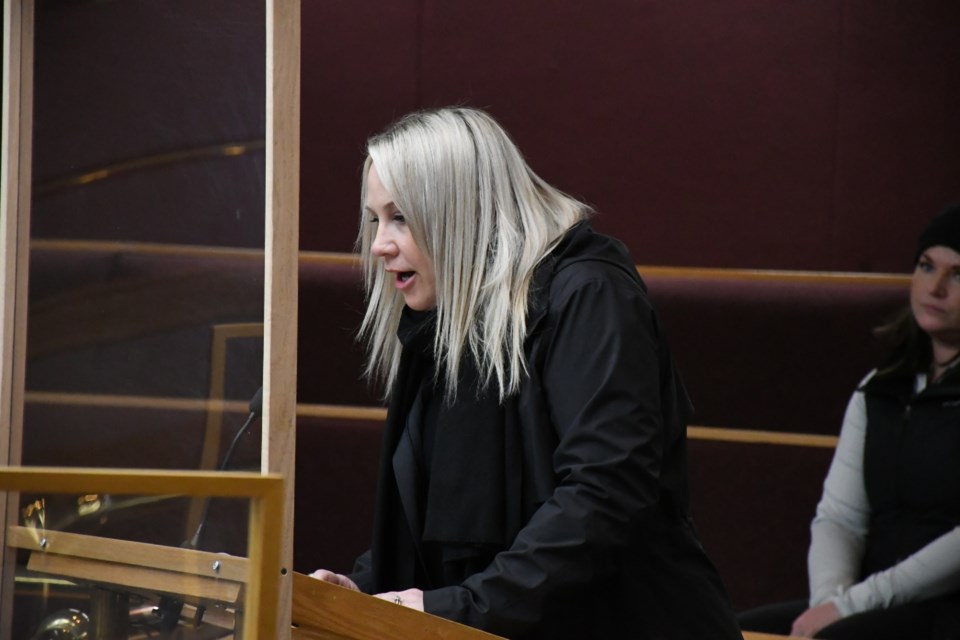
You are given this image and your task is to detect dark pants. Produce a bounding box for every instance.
[739,594,960,640]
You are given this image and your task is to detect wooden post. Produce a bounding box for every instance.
[0,0,35,636]
[264,0,300,638]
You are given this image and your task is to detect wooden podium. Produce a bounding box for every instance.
[8,525,504,640]
[292,576,804,640]
[291,572,504,640]
[10,524,803,640]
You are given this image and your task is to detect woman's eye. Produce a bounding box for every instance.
[917,260,933,273]
[393,213,406,224]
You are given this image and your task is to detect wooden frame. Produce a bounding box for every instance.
[0,0,299,637]
[0,467,284,638]
[263,2,301,635]
[0,0,35,633]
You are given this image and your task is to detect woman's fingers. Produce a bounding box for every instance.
[309,569,360,591]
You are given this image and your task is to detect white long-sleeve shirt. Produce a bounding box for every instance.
[808,371,960,616]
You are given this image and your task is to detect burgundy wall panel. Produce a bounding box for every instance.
[417,0,842,270]
[831,2,960,272]
[299,0,421,253]
[300,0,960,271]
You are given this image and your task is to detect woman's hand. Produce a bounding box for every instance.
[309,569,360,591]
[374,588,424,612]
[790,601,841,637]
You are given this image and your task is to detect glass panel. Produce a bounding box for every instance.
[22,0,267,481]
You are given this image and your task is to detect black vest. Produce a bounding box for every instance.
[861,366,960,577]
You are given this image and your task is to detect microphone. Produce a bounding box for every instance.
[189,385,264,548]
[154,386,263,631]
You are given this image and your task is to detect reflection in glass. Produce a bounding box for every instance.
[31,0,267,248]
[24,0,267,468]
[29,608,89,640]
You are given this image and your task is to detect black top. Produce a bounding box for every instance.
[861,364,960,578]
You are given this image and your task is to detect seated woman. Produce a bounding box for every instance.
[740,203,960,640]
[309,107,741,639]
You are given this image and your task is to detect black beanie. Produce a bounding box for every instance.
[916,202,960,263]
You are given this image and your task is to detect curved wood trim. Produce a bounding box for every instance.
[33,139,265,197]
[24,391,253,414]
[686,425,838,448]
[19,395,836,449]
[27,241,910,286]
[296,403,387,421]
[298,251,364,266]
[301,253,910,286]
[637,265,909,286]
[291,403,838,449]
[30,238,265,260]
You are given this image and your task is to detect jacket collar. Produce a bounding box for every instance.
[527,220,643,334]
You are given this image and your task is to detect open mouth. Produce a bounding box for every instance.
[398,271,414,283]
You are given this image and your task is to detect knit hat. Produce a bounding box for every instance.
[916,202,960,263]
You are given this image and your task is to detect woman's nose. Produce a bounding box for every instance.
[930,271,949,297]
[371,225,396,258]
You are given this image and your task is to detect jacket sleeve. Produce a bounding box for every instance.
[423,264,667,635]
[812,374,960,615]
[808,382,871,607]
[836,527,960,615]
[348,549,374,594]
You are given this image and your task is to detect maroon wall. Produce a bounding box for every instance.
[300,0,960,271]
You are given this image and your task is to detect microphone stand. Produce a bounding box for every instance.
[189,385,263,549]
[154,386,264,632]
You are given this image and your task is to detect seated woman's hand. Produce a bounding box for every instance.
[791,601,841,637]
[309,569,360,591]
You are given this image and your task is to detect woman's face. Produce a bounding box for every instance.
[365,163,437,311]
[911,245,960,345]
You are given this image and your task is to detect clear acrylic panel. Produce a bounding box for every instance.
[14,0,266,637]
[23,0,267,474]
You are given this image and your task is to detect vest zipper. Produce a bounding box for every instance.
[895,403,912,562]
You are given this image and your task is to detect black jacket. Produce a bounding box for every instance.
[352,222,740,639]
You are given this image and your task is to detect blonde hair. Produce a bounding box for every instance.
[357,107,590,402]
